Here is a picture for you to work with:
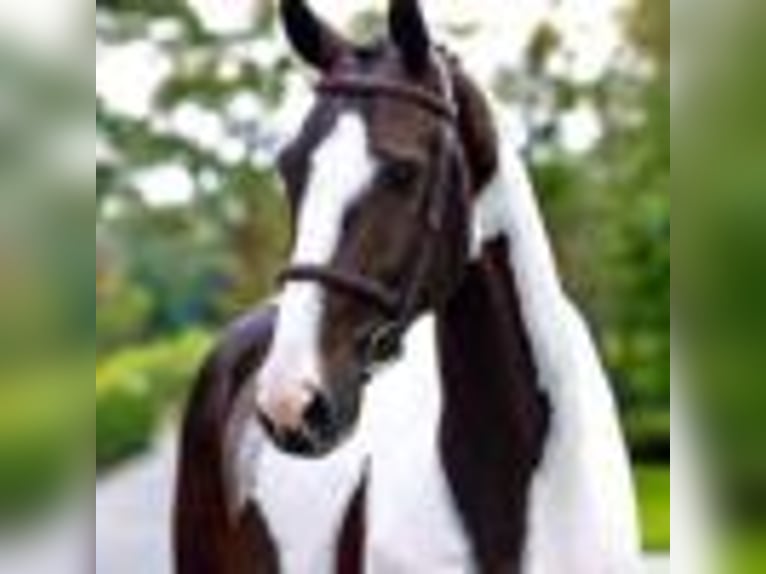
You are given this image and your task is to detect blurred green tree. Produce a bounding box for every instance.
[97,0,289,351]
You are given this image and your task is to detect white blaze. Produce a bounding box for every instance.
[256,113,376,428]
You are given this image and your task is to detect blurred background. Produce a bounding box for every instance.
[4,0,763,572]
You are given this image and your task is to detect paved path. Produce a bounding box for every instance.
[95,431,670,573]
[96,432,178,574]
[644,555,671,574]
[0,484,88,574]
[0,505,87,574]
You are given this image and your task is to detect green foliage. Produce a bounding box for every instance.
[626,0,670,67]
[586,76,669,415]
[725,528,766,574]
[636,465,670,552]
[96,375,158,470]
[96,331,213,472]
[97,278,155,353]
[677,1,766,524]
[216,167,290,315]
[97,0,292,340]
[157,60,291,111]
[1,330,211,519]
[625,409,670,463]
[118,212,232,330]
[97,0,189,19]
[3,327,199,514]
[0,370,85,526]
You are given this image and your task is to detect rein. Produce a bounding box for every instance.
[279,67,462,370]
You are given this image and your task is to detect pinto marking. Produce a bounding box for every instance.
[256,113,376,431]
[473,142,642,573]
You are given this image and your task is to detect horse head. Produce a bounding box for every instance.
[252,0,498,457]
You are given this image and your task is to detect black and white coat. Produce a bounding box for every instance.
[176,119,641,574]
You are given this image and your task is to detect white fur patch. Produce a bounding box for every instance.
[240,316,471,574]
[472,143,642,573]
[257,113,376,412]
[251,430,368,574]
[363,316,473,573]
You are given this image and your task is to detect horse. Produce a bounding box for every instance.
[174,1,642,573]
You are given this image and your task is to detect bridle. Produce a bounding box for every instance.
[278,60,464,374]
[279,62,463,373]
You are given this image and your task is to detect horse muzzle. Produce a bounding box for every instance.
[255,379,363,458]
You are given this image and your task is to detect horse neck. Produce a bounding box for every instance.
[432,141,560,568]
[470,142,568,372]
[437,137,566,419]
[435,233,548,440]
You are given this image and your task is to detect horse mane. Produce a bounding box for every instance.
[174,308,280,574]
[447,56,500,195]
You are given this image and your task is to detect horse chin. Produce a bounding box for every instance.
[265,419,359,459]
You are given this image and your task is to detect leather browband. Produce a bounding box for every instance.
[316,75,458,122]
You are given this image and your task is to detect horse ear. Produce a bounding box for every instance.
[281,0,348,70]
[389,0,432,75]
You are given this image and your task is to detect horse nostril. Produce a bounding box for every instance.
[303,392,336,439]
[255,381,315,433]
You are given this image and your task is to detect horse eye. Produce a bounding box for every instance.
[381,161,419,190]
